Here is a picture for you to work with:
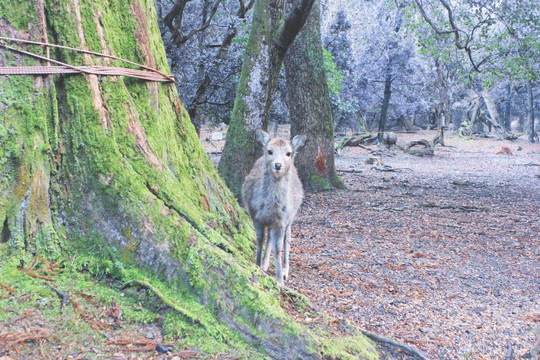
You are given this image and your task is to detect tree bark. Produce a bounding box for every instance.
[377,66,392,142]
[218,0,315,198]
[284,0,344,191]
[0,1,369,358]
[527,81,536,143]
[504,82,512,131]
[481,88,505,139]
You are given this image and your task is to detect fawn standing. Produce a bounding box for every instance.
[242,130,307,284]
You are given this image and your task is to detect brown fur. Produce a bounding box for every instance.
[496,146,513,156]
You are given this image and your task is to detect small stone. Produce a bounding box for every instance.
[171,357,181,360]
[155,344,172,353]
[211,131,224,141]
[145,331,154,339]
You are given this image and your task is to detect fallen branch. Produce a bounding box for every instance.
[371,165,413,173]
[336,169,363,174]
[420,202,486,212]
[123,279,206,328]
[335,134,378,152]
[361,329,429,360]
[404,139,434,157]
[105,337,163,352]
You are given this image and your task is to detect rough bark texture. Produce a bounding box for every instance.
[217,0,285,198]
[218,0,315,199]
[0,1,376,358]
[377,67,392,142]
[527,81,535,143]
[284,0,344,191]
[481,88,505,139]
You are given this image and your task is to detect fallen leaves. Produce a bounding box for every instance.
[286,135,540,359]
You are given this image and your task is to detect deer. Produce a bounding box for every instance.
[242,129,307,284]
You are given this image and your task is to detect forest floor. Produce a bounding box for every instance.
[204,127,540,360]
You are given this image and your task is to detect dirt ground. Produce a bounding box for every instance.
[202,126,540,359]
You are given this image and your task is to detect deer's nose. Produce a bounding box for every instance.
[274,163,282,170]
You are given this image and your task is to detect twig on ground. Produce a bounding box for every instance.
[504,340,514,360]
[50,287,68,313]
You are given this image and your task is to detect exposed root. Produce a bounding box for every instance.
[122,279,206,329]
[361,329,430,360]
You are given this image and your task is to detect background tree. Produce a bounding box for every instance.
[407,0,540,141]
[0,0,376,357]
[218,0,316,198]
[156,0,254,131]
[284,0,345,191]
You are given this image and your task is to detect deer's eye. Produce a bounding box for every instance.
[286,152,292,157]
[268,150,273,155]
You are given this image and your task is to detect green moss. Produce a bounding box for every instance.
[318,334,379,360]
[0,1,37,30]
[0,254,266,359]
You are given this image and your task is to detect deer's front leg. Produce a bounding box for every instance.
[270,226,285,284]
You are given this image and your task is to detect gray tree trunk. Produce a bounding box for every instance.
[284,0,344,191]
[527,81,536,143]
[377,66,392,142]
[504,82,512,131]
[218,0,315,198]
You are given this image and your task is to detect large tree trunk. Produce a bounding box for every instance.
[0,1,373,358]
[527,80,536,143]
[284,0,344,191]
[218,0,315,198]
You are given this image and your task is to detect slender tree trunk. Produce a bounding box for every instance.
[377,66,392,142]
[481,88,505,139]
[527,81,535,143]
[0,1,368,358]
[504,82,512,131]
[284,0,344,191]
[218,0,315,198]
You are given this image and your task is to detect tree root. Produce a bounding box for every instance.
[123,279,206,329]
[361,330,430,360]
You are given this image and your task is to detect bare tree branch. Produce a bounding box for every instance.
[414,0,481,72]
[274,0,316,52]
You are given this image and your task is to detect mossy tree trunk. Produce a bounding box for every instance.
[0,1,377,358]
[218,0,315,198]
[284,0,344,191]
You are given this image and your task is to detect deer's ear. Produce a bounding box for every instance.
[255,129,270,147]
[292,135,307,151]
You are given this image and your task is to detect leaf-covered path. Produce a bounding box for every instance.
[287,134,540,359]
